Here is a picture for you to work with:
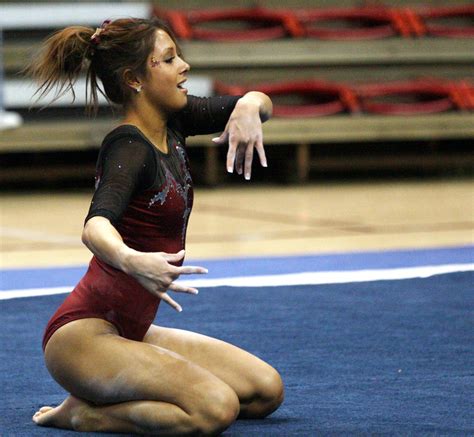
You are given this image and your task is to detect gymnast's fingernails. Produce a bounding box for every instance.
[227,167,233,173]
[245,173,250,180]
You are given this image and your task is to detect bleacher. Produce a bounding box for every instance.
[1,0,473,185]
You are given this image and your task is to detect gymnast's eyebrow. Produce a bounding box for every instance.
[161,47,175,55]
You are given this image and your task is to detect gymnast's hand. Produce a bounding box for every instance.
[212,91,272,180]
[126,249,207,312]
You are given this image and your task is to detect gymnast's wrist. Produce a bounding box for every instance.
[236,93,261,112]
[117,246,140,274]
[238,91,272,122]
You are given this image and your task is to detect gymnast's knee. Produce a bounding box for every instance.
[191,382,240,435]
[245,366,285,418]
[125,387,238,436]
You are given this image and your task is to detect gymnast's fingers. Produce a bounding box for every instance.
[168,282,199,295]
[161,250,185,263]
[177,265,208,275]
[226,133,238,173]
[255,136,267,168]
[159,292,183,313]
[244,142,255,180]
[234,143,245,175]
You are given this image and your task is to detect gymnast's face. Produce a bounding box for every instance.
[141,29,190,114]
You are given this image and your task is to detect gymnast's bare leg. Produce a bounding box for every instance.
[143,325,284,419]
[33,318,240,435]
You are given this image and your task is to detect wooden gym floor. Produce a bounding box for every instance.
[1,178,472,270]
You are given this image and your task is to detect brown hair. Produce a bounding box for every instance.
[26,17,180,113]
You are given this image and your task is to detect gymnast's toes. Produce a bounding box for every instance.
[32,406,56,425]
[32,395,92,430]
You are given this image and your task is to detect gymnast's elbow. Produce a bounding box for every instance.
[81,216,109,248]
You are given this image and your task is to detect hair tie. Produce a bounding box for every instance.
[90,19,111,45]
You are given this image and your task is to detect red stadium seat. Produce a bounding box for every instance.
[356,80,454,115]
[156,7,304,41]
[216,79,474,117]
[215,80,360,117]
[296,7,396,40]
[156,6,474,41]
[422,5,474,38]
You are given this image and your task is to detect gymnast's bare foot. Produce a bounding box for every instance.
[32,395,93,431]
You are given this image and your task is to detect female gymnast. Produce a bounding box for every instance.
[28,17,283,435]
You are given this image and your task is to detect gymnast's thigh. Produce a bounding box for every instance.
[143,324,283,403]
[43,318,232,408]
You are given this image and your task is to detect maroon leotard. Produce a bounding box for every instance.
[42,95,240,351]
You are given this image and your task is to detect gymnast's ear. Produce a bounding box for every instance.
[123,69,142,93]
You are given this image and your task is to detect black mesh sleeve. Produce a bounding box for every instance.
[85,137,155,225]
[173,95,242,137]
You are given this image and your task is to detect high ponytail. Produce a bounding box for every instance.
[26,18,180,114]
[26,26,97,109]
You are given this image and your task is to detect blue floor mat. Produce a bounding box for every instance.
[1,272,473,435]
